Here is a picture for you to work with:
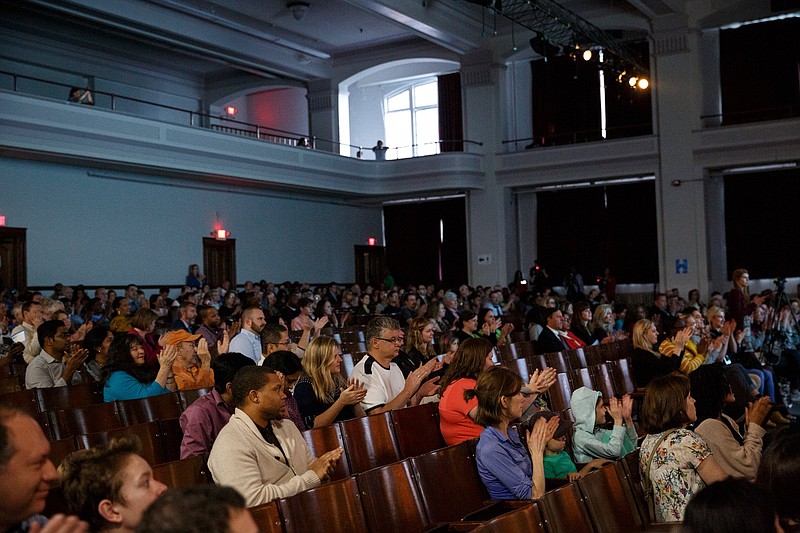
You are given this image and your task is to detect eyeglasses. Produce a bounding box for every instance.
[376,337,403,345]
[271,340,292,346]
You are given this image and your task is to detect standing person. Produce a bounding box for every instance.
[229,307,266,364]
[12,300,43,363]
[639,374,728,523]
[727,269,764,333]
[469,366,560,500]
[372,140,388,160]
[60,436,167,533]
[0,406,88,533]
[207,366,343,507]
[186,264,204,290]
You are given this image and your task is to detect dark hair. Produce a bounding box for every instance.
[688,365,729,425]
[439,338,493,394]
[477,308,494,330]
[60,435,142,532]
[82,326,111,363]
[231,366,275,408]
[455,310,476,330]
[640,373,692,433]
[100,334,154,386]
[262,350,303,375]
[683,478,775,533]
[211,353,256,395]
[261,324,288,350]
[137,485,246,533]
[756,432,800,526]
[464,366,522,427]
[22,300,42,316]
[297,297,313,309]
[37,319,65,348]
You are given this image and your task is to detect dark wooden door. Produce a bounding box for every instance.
[203,238,236,289]
[0,227,27,292]
[354,245,385,287]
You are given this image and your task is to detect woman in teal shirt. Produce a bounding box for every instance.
[101,334,178,401]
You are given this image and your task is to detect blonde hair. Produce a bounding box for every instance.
[591,304,614,334]
[301,336,345,403]
[405,317,436,358]
[632,319,660,356]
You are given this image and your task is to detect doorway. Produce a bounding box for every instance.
[0,227,27,292]
[203,238,236,289]
[354,245,386,288]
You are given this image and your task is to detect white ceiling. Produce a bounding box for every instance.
[13,0,717,82]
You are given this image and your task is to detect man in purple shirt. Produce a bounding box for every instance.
[179,352,255,459]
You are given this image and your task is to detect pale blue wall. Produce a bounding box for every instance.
[0,158,382,286]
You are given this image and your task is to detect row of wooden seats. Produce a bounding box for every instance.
[249,442,672,533]
[500,339,634,367]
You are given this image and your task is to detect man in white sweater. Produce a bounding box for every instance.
[208,366,342,507]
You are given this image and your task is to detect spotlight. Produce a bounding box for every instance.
[582,49,592,61]
[637,78,649,89]
[628,76,638,87]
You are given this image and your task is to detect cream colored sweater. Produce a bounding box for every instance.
[694,414,765,481]
[208,408,320,507]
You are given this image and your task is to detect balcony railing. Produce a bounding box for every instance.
[0,70,480,159]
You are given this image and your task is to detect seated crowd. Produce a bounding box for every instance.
[2,267,800,532]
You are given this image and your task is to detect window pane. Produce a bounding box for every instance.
[415,108,440,156]
[387,91,410,112]
[385,109,411,159]
[414,81,438,107]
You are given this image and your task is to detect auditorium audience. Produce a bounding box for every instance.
[60,435,166,533]
[101,335,177,401]
[294,336,366,428]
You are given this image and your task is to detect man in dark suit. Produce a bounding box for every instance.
[536,307,569,354]
[172,300,197,333]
